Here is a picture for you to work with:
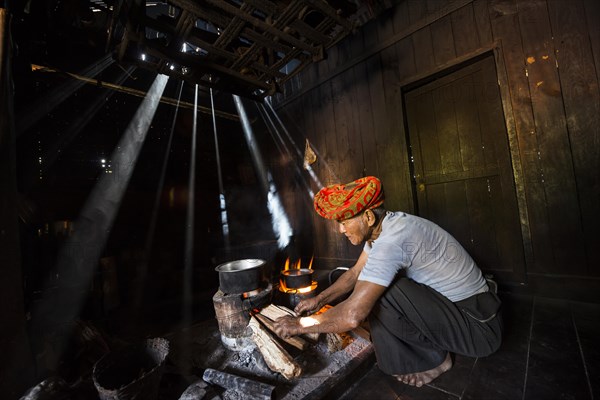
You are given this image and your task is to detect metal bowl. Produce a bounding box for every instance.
[215,259,265,294]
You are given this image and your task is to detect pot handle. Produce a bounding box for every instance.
[328,267,349,286]
[241,285,272,311]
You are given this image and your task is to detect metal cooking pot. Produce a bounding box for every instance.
[215,259,265,294]
[281,268,313,289]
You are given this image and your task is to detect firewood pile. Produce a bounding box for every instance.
[248,304,360,381]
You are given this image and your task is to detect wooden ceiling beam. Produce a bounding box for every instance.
[170,0,320,55]
[110,0,363,99]
[305,0,356,33]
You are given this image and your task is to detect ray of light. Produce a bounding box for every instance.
[26,63,240,121]
[183,84,199,327]
[269,99,341,184]
[24,66,135,191]
[210,87,230,250]
[255,102,315,200]
[40,73,169,363]
[133,80,185,311]
[234,95,292,249]
[262,99,325,188]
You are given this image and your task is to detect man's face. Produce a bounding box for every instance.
[337,213,370,245]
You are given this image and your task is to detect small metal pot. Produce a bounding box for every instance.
[215,259,265,294]
[281,268,313,289]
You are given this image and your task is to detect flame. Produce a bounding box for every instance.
[242,288,262,299]
[282,256,314,271]
[314,304,332,315]
[279,255,317,293]
[278,278,317,294]
[297,284,316,294]
[283,257,291,271]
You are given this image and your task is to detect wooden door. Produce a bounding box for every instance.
[404,55,525,282]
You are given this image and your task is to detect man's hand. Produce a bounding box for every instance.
[273,280,386,339]
[294,296,322,316]
[272,315,302,339]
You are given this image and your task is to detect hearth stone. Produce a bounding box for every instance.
[212,284,272,351]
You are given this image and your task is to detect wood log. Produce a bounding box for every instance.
[308,304,362,351]
[351,325,371,342]
[253,313,309,351]
[324,332,345,353]
[259,305,319,342]
[306,304,371,343]
[202,368,275,400]
[259,304,296,320]
[248,316,302,380]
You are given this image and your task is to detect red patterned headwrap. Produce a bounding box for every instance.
[314,176,384,220]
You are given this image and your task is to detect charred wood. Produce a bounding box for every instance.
[202,368,275,400]
[248,316,302,380]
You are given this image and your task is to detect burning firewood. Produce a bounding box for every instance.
[248,316,302,380]
[259,304,319,342]
[253,313,309,351]
[310,304,346,352]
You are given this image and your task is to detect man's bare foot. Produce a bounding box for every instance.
[394,352,453,387]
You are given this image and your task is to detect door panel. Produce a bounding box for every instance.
[405,55,525,281]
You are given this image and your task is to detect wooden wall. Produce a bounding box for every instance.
[269,0,600,300]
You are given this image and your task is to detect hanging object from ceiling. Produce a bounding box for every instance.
[304,138,317,169]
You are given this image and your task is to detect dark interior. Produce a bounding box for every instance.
[1,0,599,399]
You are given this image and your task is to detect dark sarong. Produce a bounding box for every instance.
[368,278,503,375]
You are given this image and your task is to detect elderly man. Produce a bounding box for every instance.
[273,176,502,387]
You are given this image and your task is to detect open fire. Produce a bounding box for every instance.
[278,257,317,293]
[278,257,317,309]
[206,256,374,399]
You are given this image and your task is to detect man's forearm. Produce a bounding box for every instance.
[293,280,387,336]
[316,252,367,306]
[316,268,359,305]
[274,279,386,339]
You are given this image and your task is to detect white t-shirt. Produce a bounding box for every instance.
[358,211,488,302]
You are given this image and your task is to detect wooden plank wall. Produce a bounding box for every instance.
[269,0,600,290]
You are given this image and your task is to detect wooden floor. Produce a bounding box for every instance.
[339,293,600,400]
